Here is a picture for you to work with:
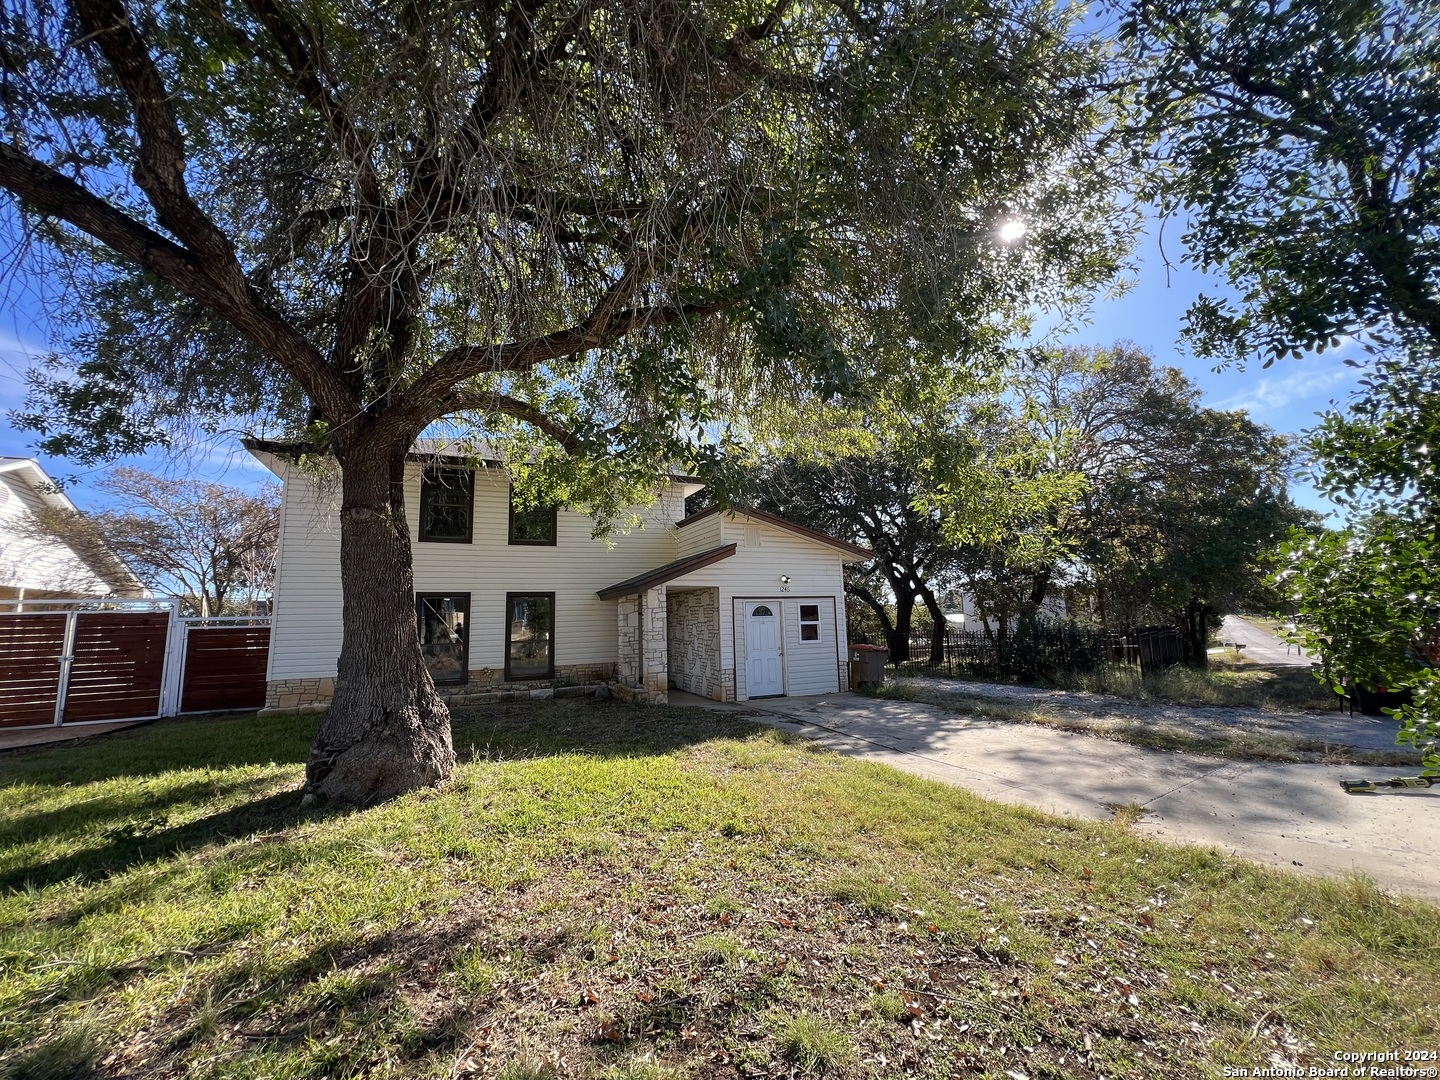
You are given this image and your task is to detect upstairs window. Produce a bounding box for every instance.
[419,468,474,543]
[799,604,821,641]
[508,486,558,546]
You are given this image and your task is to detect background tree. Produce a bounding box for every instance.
[741,453,958,664]
[1120,0,1440,762]
[0,0,1129,800]
[930,345,1306,661]
[24,467,280,616]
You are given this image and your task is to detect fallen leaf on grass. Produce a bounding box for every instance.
[597,1020,622,1043]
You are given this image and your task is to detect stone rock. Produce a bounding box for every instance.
[595,684,612,700]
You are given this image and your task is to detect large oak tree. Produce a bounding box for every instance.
[0,0,1126,801]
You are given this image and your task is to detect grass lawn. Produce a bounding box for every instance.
[1,701,1436,1079]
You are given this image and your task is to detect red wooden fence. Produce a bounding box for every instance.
[180,625,270,713]
[0,614,66,728]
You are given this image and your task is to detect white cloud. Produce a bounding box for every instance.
[1213,360,1358,417]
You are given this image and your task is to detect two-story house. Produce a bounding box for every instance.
[250,446,870,711]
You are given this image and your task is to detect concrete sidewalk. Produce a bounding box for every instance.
[676,691,1440,904]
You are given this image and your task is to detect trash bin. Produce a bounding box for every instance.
[849,643,888,689]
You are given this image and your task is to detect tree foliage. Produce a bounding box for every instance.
[0,0,1130,799]
[1118,0,1440,365]
[23,467,280,615]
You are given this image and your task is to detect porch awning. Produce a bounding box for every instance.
[596,544,737,600]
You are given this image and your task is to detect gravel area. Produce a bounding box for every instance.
[893,675,1409,753]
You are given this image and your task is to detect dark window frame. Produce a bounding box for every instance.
[416,592,471,685]
[418,467,475,544]
[504,591,557,681]
[507,485,558,546]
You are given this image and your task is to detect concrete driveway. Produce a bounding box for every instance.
[679,691,1440,904]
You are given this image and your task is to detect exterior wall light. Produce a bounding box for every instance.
[779,575,791,584]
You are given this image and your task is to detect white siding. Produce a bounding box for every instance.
[673,510,723,559]
[668,512,850,701]
[0,473,114,597]
[409,470,680,675]
[783,597,839,696]
[265,460,685,681]
[265,462,343,681]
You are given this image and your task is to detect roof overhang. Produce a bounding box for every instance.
[596,543,737,600]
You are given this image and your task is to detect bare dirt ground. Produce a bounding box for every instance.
[889,676,1406,755]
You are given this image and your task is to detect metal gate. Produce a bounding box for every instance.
[0,600,272,729]
[179,618,271,713]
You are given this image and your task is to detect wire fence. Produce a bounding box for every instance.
[884,620,1185,681]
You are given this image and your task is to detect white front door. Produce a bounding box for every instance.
[745,603,784,697]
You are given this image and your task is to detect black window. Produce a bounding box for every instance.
[419,468,474,543]
[417,593,469,684]
[508,487,558,546]
[505,592,555,680]
[799,604,821,641]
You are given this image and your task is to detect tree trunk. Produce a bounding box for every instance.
[890,591,915,663]
[1183,600,1210,670]
[919,584,947,666]
[306,444,455,802]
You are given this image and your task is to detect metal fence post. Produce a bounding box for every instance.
[51,609,78,726]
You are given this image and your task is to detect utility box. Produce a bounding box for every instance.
[848,643,888,689]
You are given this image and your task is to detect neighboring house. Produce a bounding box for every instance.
[0,457,147,604]
[249,447,871,712]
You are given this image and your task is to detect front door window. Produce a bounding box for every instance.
[417,594,469,684]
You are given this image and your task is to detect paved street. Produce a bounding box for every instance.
[1219,613,1310,665]
[678,690,1440,904]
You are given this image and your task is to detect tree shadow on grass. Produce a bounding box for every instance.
[0,709,319,786]
[0,788,346,896]
[0,701,762,898]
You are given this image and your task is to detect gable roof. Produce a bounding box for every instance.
[675,506,872,562]
[596,544,737,599]
[0,458,149,596]
[243,438,705,494]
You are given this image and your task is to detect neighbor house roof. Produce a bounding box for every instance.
[0,458,149,597]
[675,506,873,562]
[596,544,737,600]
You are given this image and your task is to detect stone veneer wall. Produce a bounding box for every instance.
[262,677,334,714]
[666,588,724,701]
[615,585,667,704]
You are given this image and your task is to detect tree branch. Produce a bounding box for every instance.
[0,141,360,424]
[443,391,583,453]
[402,293,734,421]
[71,0,239,270]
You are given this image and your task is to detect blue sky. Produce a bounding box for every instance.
[0,217,1362,516]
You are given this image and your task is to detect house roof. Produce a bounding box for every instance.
[0,458,149,596]
[242,438,705,492]
[675,506,873,562]
[596,543,738,600]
